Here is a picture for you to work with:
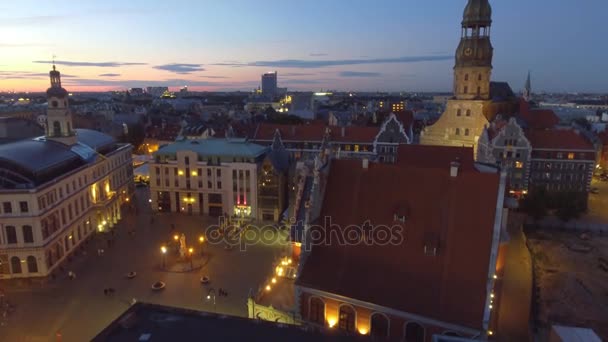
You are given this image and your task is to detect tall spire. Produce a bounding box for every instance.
[523,71,532,102]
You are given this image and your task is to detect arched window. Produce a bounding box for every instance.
[455,128,460,135]
[478,74,482,81]
[404,322,425,342]
[27,256,38,273]
[309,297,325,324]
[466,109,471,116]
[5,226,17,244]
[464,74,469,81]
[465,128,470,136]
[456,109,462,116]
[338,305,356,333]
[477,86,481,96]
[463,86,468,94]
[370,313,389,339]
[11,256,22,274]
[23,225,34,243]
[53,121,61,136]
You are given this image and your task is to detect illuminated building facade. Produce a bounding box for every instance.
[477,117,532,197]
[149,138,268,218]
[0,65,133,280]
[420,0,518,155]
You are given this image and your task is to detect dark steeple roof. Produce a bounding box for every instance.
[462,0,492,27]
[46,64,68,98]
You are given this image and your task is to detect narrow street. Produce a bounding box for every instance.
[495,213,533,342]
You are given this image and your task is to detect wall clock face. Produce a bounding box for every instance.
[464,48,473,56]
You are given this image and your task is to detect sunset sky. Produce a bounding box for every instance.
[1,0,607,93]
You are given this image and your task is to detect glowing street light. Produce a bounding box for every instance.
[188,247,194,269]
[173,234,179,241]
[160,245,167,268]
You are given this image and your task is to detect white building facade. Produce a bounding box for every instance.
[149,138,268,219]
[0,65,133,280]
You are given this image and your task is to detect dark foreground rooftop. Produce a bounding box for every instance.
[93,302,363,342]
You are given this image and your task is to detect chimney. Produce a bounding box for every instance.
[450,161,460,177]
[362,158,369,169]
[341,126,345,137]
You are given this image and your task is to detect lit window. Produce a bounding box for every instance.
[567,153,575,160]
[345,145,351,151]
[515,161,523,169]
[354,145,360,152]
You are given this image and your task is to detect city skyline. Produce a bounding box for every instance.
[1,0,607,93]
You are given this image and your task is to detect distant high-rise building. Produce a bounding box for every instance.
[146,86,169,97]
[261,72,278,97]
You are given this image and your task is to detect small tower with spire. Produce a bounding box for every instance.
[46,60,76,145]
[523,71,532,102]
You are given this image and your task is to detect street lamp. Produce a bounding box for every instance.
[160,245,167,268]
[206,288,217,313]
[188,247,194,269]
[199,235,205,256]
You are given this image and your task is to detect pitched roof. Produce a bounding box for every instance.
[490,82,515,100]
[297,157,501,330]
[155,138,268,158]
[525,129,595,151]
[518,98,559,129]
[254,123,379,143]
[397,145,475,171]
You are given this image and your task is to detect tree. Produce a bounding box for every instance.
[554,191,586,222]
[519,188,548,222]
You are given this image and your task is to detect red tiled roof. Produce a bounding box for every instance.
[519,98,559,129]
[597,131,608,145]
[253,123,379,143]
[397,145,475,171]
[297,158,501,330]
[394,110,414,129]
[525,129,594,150]
[255,123,326,142]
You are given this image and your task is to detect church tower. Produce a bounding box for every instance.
[523,71,532,102]
[420,0,497,155]
[46,64,77,145]
[453,0,493,100]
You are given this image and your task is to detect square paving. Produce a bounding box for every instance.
[0,188,288,342]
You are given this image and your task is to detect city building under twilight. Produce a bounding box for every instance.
[0,65,134,280]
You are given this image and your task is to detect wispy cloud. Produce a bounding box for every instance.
[0,71,78,80]
[0,16,63,27]
[99,73,121,77]
[153,63,205,74]
[199,75,230,79]
[64,78,258,89]
[339,71,382,77]
[309,53,328,57]
[213,55,451,69]
[33,60,147,67]
[282,79,324,85]
[282,72,317,77]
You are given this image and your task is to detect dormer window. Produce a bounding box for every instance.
[393,213,406,223]
[423,232,439,256]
